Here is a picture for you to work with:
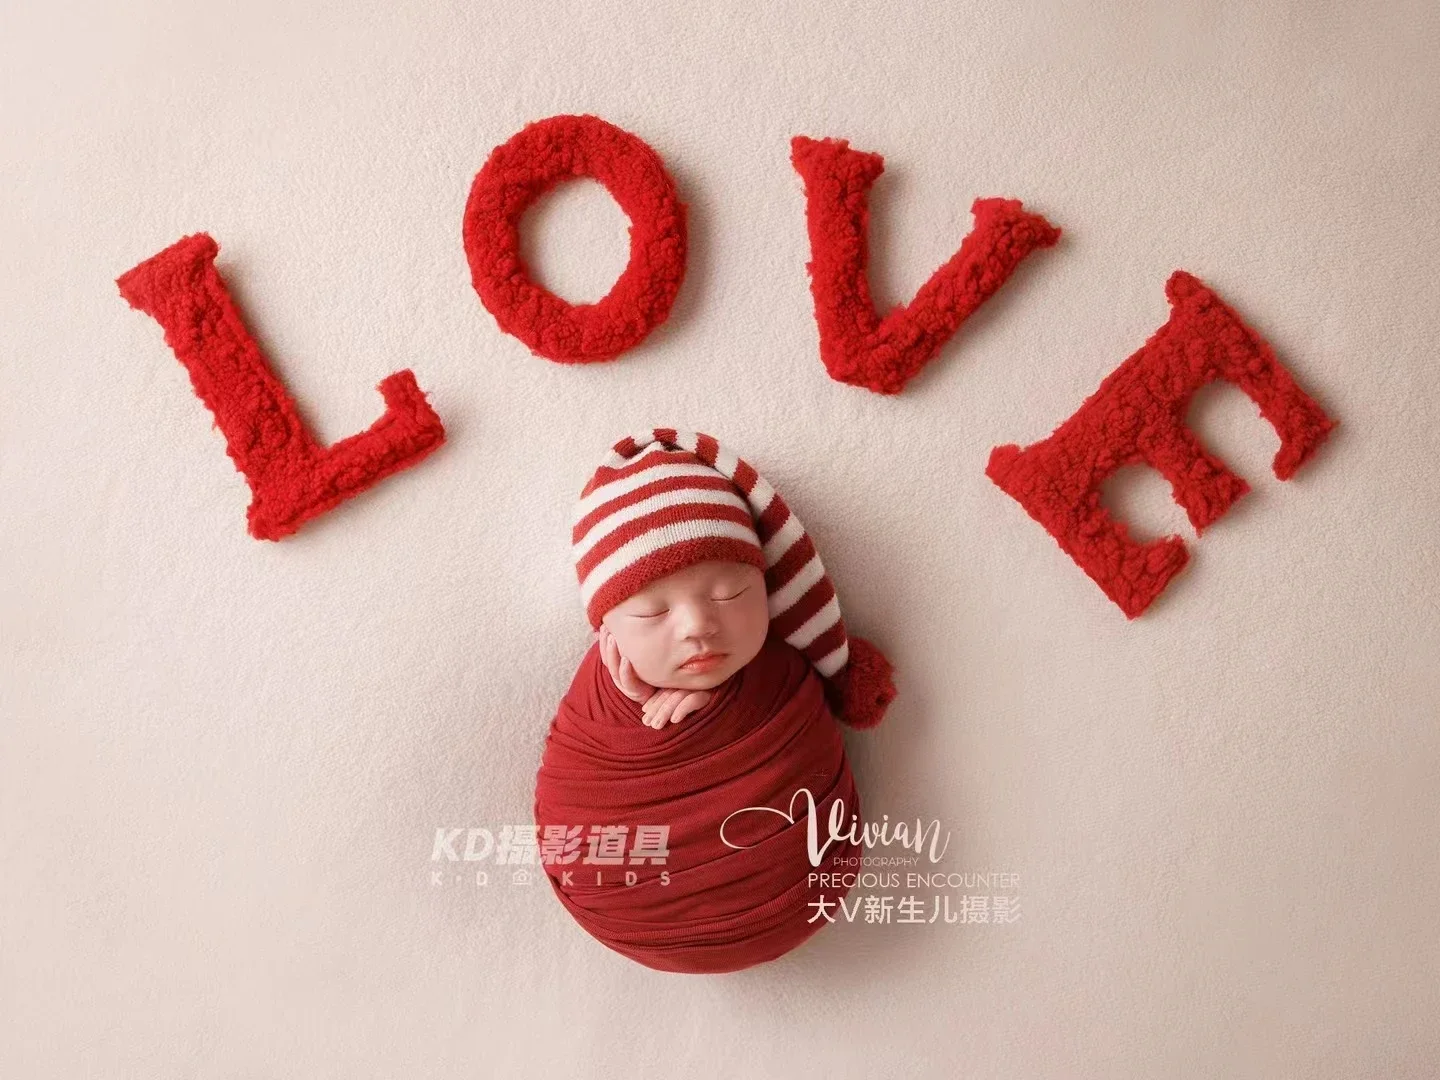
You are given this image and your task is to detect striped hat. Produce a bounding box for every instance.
[571,427,897,729]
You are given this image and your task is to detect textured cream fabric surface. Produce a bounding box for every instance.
[3,1,1438,1077]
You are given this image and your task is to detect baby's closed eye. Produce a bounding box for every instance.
[632,586,748,617]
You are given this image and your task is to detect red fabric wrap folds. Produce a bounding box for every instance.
[533,629,863,974]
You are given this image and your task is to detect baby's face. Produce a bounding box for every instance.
[601,560,769,691]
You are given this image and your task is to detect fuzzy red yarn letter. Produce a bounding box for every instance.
[464,114,687,363]
[790,135,1061,395]
[116,233,446,541]
[986,271,1337,618]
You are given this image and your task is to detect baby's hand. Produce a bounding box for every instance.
[641,687,712,729]
[597,624,712,728]
[597,624,654,703]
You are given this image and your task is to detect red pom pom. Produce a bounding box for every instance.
[824,635,897,729]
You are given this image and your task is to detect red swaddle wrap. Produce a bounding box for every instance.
[533,627,863,974]
[538,426,898,973]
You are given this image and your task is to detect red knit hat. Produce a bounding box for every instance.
[572,427,897,729]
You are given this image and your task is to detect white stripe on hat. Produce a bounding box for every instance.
[579,516,764,610]
[814,640,849,678]
[767,550,826,619]
[788,593,842,650]
[711,444,740,478]
[573,460,719,526]
[761,510,805,566]
[573,485,752,562]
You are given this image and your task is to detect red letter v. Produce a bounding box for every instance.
[791,136,1060,395]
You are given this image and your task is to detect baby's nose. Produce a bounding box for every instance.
[677,606,721,634]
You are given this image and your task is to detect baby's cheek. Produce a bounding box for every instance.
[733,594,771,654]
[630,634,674,684]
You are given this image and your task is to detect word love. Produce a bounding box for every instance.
[114,114,1054,540]
[116,112,1337,617]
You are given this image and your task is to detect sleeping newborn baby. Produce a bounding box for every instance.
[596,559,768,729]
[533,426,899,973]
[570,426,896,731]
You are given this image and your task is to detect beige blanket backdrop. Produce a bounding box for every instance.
[3,1,1437,1076]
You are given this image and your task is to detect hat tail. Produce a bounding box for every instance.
[822,635,897,729]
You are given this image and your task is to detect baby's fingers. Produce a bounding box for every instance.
[642,688,680,728]
[599,630,653,704]
[669,690,712,725]
[598,628,621,677]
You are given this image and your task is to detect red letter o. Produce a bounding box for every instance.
[463,114,687,363]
